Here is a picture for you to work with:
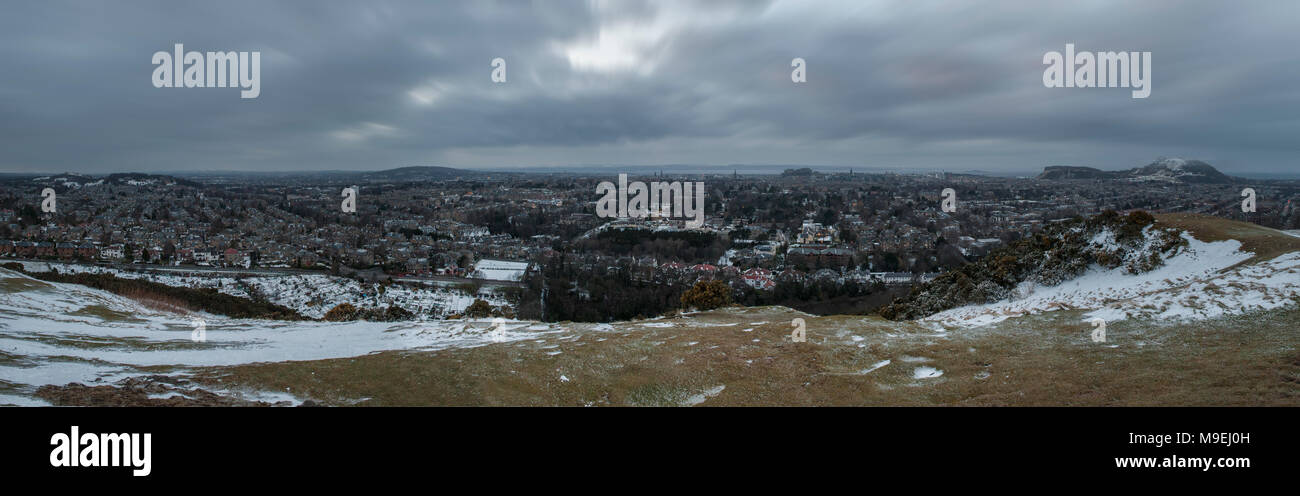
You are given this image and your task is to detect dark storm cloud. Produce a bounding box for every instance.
[0,0,1297,174]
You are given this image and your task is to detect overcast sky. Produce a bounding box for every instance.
[1,0,1297,175]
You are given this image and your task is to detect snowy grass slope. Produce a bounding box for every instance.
[925,217,1300,329]
[0,267,552,403]
[13,262,507,318]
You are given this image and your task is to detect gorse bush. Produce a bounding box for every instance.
[680,280,733,311]
[879,210,1187,321]
[463,298,493,318]
[324,302,414,322]
[323,303,359,321]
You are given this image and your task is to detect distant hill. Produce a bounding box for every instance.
[1037,158,1237,184]
[171,166,498,183]
[1037,166,1120,180]
[1127,158,1234,184]
[360,166,498,181]
[17,172,200,189]
[101,173,202,187]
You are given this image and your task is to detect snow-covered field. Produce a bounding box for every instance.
[0,267,561,405]
[13,262,509,318]
[470,259,528,282]
[924,231,1300,328]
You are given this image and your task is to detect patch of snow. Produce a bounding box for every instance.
[913,366,943,379]
[683,385,725,406]
[861,359,890,374]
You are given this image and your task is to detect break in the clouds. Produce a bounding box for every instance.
[0,0,1297,174]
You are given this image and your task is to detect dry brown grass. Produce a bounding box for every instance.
[189,305,1300,406]
[1157,213,1300,264]
[117,286,195,315]
[0,273,52,293]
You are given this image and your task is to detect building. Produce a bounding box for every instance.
[100,245,124,260]
[786,244,853,267]
[741,267,776,290]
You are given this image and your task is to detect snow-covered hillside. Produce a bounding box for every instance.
[0,267,561,405]
[13,262,510,318]
[924,229,1300,328]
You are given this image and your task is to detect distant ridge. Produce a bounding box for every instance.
[1037,166,1116,180]
[169,166,502,183]
[10,172,202,189]
[360,166,501,181]
[1037,158,1238,184]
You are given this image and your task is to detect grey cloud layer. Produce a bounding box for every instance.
[1,0,1296,173]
